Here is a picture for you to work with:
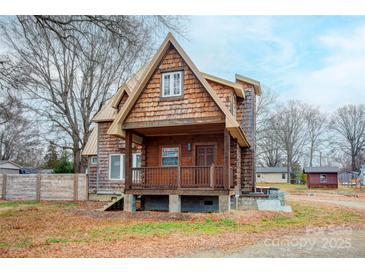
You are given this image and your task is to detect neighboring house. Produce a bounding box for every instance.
[0,160,21,174]
[256,167,289,184]
[304,167,339,189]
[82,33,260,212]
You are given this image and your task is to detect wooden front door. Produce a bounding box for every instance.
[196,145,215,166]
[195,145,215,187]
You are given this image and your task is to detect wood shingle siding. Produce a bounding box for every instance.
[236,78,257,193]
[125,48,225,125]
[87,156,97,193]
[97,122,126,193]
[206,79,236,116]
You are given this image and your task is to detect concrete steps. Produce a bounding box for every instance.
[102,195,124,211]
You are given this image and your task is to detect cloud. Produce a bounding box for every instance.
[182,16,365,112]
[290,23,365,111]
[182,16,297,85]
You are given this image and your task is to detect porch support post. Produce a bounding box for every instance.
[125,130,133,190]
[223,128,231,190]
[210,164,215,188]
[177,165,181,188]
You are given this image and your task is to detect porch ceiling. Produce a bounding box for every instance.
[128,122,225,137]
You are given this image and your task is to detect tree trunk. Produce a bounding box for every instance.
[287,154,291,184]
[352,153,357,171]
[73,141,81,173]
[309,144,314,167]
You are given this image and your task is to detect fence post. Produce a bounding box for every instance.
[210,164,215,188]
[36,173,41,201]
[2,173,7,200]
[73,174,79,201]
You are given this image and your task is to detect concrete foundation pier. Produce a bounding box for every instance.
[219,195,231,213]
[124,194,136,212]
[169,195,181,212]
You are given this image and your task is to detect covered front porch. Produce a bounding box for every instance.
[123,122,236,192]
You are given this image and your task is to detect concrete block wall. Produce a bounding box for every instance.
[143,195,169,211]
[236,196,259,210]
[181,196,218,213]
[0,174,88,201]
[41,174,74,200]
[6,174,38,200]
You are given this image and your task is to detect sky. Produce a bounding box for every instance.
[178,16,365,111]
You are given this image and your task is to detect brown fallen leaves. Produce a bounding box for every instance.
[0,200,364,258]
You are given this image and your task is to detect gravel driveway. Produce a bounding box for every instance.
[288,193,365,209]
[191,229,365,258]
[190,193,365,258]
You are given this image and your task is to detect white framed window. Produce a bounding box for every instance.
[161,71,182,97]
[282,173,286,179]
[161,147,179,166]
[91,156,97,165]
[132,153,141,168]
[109,154,125,180]
[320,174,327,183]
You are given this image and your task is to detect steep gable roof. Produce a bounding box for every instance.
[202,72,245,98]
[108,33,249,147]
[82,127,97,156]
[111,61,151,109]
[92,99,117,122]
[235,74,261,95]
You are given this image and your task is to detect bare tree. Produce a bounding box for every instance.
[255,86,282,166]
[268,101,308,183]
[1,16,185,172]
[304,105,327,166]
[329,104,365,170]
[0,90,20,125]
[257,132,284,167]
[0,92,43,166]
[256,86,278,143]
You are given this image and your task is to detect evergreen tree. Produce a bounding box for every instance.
[53,150,74,173]
[43,142,59,169]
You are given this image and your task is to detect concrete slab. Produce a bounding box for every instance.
[257,199,292,212]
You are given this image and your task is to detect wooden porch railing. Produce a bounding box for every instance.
[131,165,226,189]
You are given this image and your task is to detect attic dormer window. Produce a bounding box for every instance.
[161,71,183,97]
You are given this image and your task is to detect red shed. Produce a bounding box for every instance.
[304,167,339,189]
